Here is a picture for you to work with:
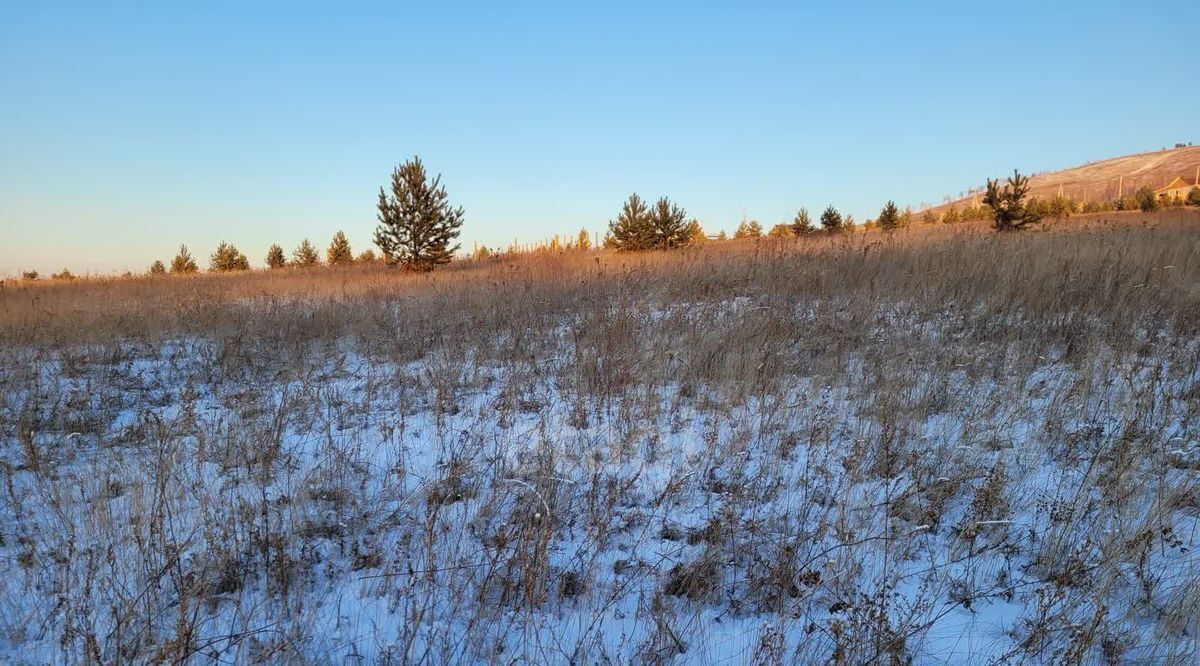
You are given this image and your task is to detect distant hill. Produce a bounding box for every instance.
[924,145,1200,214]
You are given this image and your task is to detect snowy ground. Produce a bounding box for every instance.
[2,259,1200,663]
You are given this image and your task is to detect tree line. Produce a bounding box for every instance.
[18,161,1200,281]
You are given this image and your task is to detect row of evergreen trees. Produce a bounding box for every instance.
[147,232,377,275]
[146,155,466,275]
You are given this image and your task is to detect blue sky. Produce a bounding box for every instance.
[1,1,1194,275]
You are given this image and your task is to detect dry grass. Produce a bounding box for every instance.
[1,213,1199,663]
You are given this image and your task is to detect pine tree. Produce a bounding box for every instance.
[982,170,1042,231]
[608,194,654,251]
[791,208,815,235]
[819,206,843,232]
[877,201,900,231]
[649,197,691,249]
[265,244,287,269]
[922,210,937,225]
[687,219,706,243]
[327,230,354,265]
[356,249,377,263]
[942,206,960,224]
[576,228,592,251]
[734,216,763,239]
[170,244,199,274]
[149,260,166,275]
[210,241,250,272]
[716,229,728,241]
[292,239,320,267]
[1187,186,1200,206]
[375,156,464,269]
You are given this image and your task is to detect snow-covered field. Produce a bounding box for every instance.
[2,223,1199,664]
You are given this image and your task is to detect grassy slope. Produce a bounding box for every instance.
[923,146,1200,215]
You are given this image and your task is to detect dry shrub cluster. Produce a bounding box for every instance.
[1,212,1199,663]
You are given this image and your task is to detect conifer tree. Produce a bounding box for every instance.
[649,197,691,249]
[734,217,763,239]
[265,244,287,269]
[716,229,728,241]
[922,210,937,225]
[327,231,354,265]
[170,244,199,274]
[1188,186,1200,206]
[767,224,792,238]
[791,208,815,235]
[210,241,250,272]
[149,260,166,275]
[608,194,653,251]
[375,156,464,269]
[819,205,844,232]
[982,170,1042,231]
[877,201,901,231]
[687,219,706,243]
[1133,186,1158,213]
[356,249,377,263]
[576,227,591,250]
[292,239,320,267]
[942,206,960,224]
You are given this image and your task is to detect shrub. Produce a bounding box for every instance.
[22,270,39,280]
[356,249,377,263]
[375,156,464,269]
[209,242,250,272]
[170,245,199,273]
[982,170,1042,231]
[265,244,287,269]
[51,269,75,280]
[327,231,354,266]
[1187,186,1200,206]
[292,240,320,267]
[1133,186,1158,213]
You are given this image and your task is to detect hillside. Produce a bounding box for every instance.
[925,145,1200,215]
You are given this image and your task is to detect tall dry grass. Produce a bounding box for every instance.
[1,211,1199,663]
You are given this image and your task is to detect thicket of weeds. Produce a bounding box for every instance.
[1,214,1199,663]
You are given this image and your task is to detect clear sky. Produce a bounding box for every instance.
[1,1,1195,275]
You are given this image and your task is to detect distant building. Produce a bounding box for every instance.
[1155,176,1198,201]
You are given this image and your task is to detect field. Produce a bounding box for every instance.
[2,212,1200,664]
